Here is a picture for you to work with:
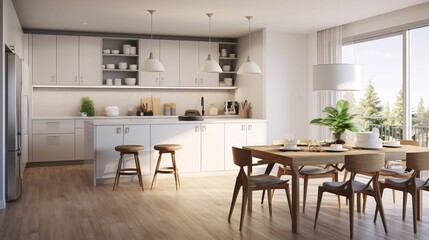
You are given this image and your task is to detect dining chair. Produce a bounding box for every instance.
[262,139,340,213]
[378,152,429,234]
[227,147,291,231]
[361,140,420,211]
[314,153,388,239]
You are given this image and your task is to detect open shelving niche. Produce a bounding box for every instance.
[102,38,139,86]
[218,42,238,87]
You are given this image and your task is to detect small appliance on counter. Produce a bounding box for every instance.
[105,105,119,116]
[224,100,238,115]
[178,109,204,121]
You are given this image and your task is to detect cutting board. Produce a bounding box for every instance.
[141,97,161,115]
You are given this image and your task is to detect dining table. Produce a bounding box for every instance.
[243,144,429,233]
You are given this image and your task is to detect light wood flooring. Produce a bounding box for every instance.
[1,164,429,240]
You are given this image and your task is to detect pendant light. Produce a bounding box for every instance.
[141,10,165,72]
[237,16,262,75]
[200,13,222,73]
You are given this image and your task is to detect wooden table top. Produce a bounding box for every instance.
[243,145,429,167]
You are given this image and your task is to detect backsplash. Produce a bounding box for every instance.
[33,88,234,117]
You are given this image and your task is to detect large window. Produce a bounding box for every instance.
[342,25,429,146]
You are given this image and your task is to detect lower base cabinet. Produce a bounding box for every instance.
[95,125,150,179]
[32,134,75,161]
[201,123,225,171]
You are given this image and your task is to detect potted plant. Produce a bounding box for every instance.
[310,100,360,144]
[80,96,95,117]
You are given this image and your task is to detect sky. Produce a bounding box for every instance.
[342,25,429,114]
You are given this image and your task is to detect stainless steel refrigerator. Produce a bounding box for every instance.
[6,52,23,201]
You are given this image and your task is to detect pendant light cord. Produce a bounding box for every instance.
[148,10,155,53]
[246,16,253,58]
[207,13,213,56]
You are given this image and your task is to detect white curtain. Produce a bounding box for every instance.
[316,26,343,140]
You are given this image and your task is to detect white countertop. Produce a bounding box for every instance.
[33,115,241,120]
[85,117,267,126]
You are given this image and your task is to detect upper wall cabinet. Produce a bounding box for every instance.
[139,39,161,86]
[33,35,57,85]
[33,34,102,86]
[159,40,180,86]
[198,42,220,87]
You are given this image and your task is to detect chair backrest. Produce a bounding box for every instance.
[406,152,429,171]
[345,153,385,174]
[232,147,252,167]
[400,140,420,146]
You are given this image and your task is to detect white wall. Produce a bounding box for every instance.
[265,30,309,143]
[32,89,234,117]
[235,30,264,119]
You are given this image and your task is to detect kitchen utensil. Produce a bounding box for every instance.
[178,109,203,121]
[201,97,205,116]
[118,62,127,70]
[106,64,115,69]
[114,78,122,85]
[224,100,238,115]
[209,104,218,115]
[123,44,131,54]
[105,105,119,116]
[124,78,136,85]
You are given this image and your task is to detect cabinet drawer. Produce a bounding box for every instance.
[33,120,75,134]
[32,134,75,162]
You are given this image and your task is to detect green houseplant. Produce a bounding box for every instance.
[80,96,95,116]
[310,100,359,144]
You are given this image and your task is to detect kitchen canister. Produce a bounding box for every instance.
[130,46,137,55]
[106,78,113,85]
[123,44,131,54]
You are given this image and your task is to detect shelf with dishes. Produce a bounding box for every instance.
[102,54,139,57]
[218,42,237,87]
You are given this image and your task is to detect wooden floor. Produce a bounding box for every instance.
[1,165,429,240]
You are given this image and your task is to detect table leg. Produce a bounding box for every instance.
[291,165,300,233]
[417,171,422,220]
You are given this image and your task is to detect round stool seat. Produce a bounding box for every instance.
[115,145,144,153]
[154,144,182,152]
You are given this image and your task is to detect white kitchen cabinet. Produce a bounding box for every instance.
[32,119,76,162]
[139,39,160,86]
[198,42,220,87]
[79,36,102,85]
[159,40,180,86]
[32,34,57,85]
[179,41,199,86]
[95,125,150,179]
[75,120,85,160]
[179,41,219,87]
[201,123,225,171]
[57,35,79,85]
[151,124,201,173]
[224,122,267,170]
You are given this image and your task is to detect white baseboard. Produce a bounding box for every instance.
[0,200,6,209]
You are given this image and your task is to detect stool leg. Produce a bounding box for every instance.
[171,151,180,190]
[151,152,163,190]
[134,153,144,191]
[113,153,124,191]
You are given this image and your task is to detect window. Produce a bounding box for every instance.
[341,25,429,146]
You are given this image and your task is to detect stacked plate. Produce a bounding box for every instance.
[355,132,382,149]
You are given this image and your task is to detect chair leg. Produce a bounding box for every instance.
[134,153,144,191]
[113,153,124,191]
[362,194,367,213]
[375,186,388,234]
[171,152,180,190]
[239,189,248,231]
[348,193,355,239]
[412,191,418,234]
[150,152,163,190]
[285,186,292,217]
[261,190,266,204]
[267,188,273,216]
[314,186,324,229]
[392,189,396,204]
[334,173,341,208]
[402,191,407,221]
[303,176,308,213]
[228,176,242,222]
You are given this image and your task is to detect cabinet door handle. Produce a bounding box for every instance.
[195,126,199,132]
[80,76,84,83]
[241,125,246,131]
[195,78,198,84]
[116,128,122,134]
[200,78,203,84]
[46,121,59,125]
[201,126,206,132]
[46,135,60,140]
[156,77,159,84]
[125,127,129,134]
[248,125,252,131]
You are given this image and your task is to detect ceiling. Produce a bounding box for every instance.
[12,0,429,38]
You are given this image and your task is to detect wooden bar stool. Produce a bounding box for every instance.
[151,144,182,190]
[113,145,145,191]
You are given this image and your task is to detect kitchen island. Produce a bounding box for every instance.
[84,118,267,186]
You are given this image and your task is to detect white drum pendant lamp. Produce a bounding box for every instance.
[313,64,361,91]
[237,16,262,75]
[200,13,222,73]
[142,10,165,72]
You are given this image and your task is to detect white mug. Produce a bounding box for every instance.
[106,78,113,85]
